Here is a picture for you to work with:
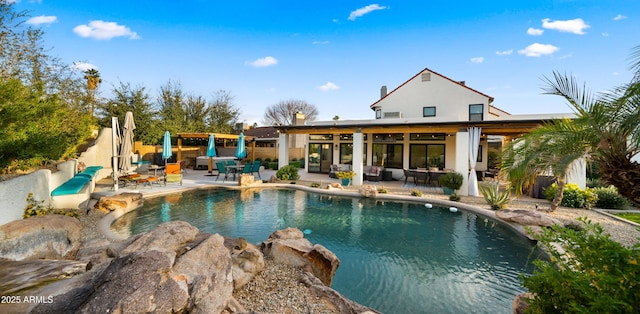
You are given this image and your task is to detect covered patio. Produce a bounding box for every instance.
[275,117,567,196]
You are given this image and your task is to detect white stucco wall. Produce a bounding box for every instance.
[373,70,491,122]
[0,170,52,225]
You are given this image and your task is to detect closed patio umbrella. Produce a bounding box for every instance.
[206,134,216,174]
[235,133,246,160]
[118,111,135,174]
[162,131,172,165]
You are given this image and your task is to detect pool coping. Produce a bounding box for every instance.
[98,182,533,243]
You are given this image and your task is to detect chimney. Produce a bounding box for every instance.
[459,81,466,86]
[380,85,387,99]
[293,111,305,126]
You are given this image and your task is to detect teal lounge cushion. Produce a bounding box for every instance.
[80,166,103,177]
[51,176,90,196]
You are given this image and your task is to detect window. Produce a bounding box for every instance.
[421,72,431,81]
[309,134,333,140]
[469,104,484,121]
[373,133,404,142]
[372,144,403,168]
[410,133,445,141]
[375,109,381,119]
[423,106,436,117]
[339,143,366,165]
[410,144,445,169]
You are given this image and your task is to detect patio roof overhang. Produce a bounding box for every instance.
[177,133,256,141]
[273,118,563,137]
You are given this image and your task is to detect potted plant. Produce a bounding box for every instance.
[439,171,464,195]
[335,170,356,187]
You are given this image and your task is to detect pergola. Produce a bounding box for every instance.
[176,133,257,162]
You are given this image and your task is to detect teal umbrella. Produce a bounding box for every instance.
[207,134,216,157]
[162,131,172,165]
[206,134,216,174]
[235,133,246,160]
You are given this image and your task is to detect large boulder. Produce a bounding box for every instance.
[173,233,233,314]
[359,185,378,198]
[262,228,340,286]
[0,259,88,295]
[31,221,235,314]
[0,214,81,261]
[228,237,265,289]
[93,192,143,212]
[495,209,562,227]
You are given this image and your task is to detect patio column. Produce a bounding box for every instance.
[278,132,289,170]
[352,129,364,186]
[455,129,469,196]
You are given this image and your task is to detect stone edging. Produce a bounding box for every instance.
[592,208,640,227]
[97,183,533,243]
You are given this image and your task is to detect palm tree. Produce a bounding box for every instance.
[502,45,640,209]
[84,69,102,115]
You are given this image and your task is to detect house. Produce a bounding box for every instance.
[274,67,580,195]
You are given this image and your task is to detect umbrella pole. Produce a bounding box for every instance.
[208,157,212,173]
[111,117,119,191]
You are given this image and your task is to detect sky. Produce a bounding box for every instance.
[12,0,640,126]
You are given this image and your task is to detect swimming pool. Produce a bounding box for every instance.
[111,188,541,313]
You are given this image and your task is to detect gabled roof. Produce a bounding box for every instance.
[370,67,495,109]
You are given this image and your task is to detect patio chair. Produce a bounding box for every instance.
[251,160,262,179]
[364,166,383,182]
[164,163,182,186]
[328,165,339,178]
[403,169,416,184]
[216,161,230,182]
[415,171,429,185]
[242,163,252,174]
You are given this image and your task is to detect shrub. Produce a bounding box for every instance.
[289,161,301,168]
[255,157,262,163]
[411,189,422,197]
[310,182,321,188]
[264,158,271,163]
[521,219,640,313]
[276,164,300,180]
[23,192,78,218]
[291,157,298,162]
[592,186,630,210]
[299,157,305,168]
[377,187,389,194]
[479,181,511,210]
[543,183,597,209]
[438,172,464,190]
[449,194,460,201]
[335,170,356,179]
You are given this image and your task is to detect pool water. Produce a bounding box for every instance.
[111,188,541,313]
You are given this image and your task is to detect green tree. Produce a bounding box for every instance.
[263,99,318,126]
[207,90,240,133]
[98,82,159,144]
[502,45,640,208]
[0,2,93,173]
[157,80,187,135]
[0,79,92,172]
[184,95,208,132]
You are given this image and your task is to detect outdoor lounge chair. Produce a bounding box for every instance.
[164,163,182,186]
[242,163,252,174]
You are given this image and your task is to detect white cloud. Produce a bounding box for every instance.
[518,43,559,57]
[496,49,513,56]
[73,20,140,40]
[317,82,340,92]
[312,40,329,45]
[613,14,627,21]
[541,18,590,34]
[72,62,97,72]
[527,27,544,36]
[245,56,278,68]
[470,57,484,64]
[26,15,57,25]
[602,32,610,37]
[348,4,387,21]
[613,71,619,76]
